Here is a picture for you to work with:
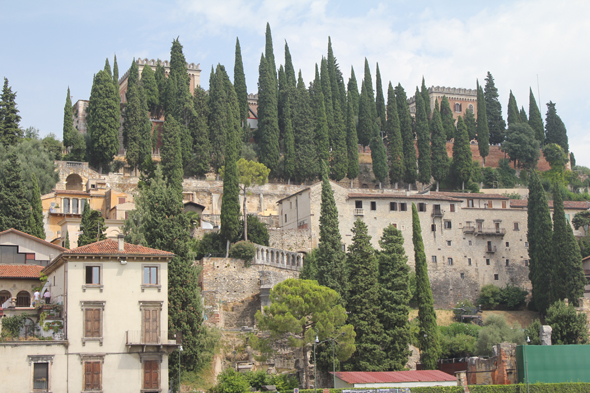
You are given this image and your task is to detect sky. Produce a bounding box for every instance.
[2,0,590,166]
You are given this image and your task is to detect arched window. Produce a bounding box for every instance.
[0,290,11,305]
[468,104,474,114]
[16,291,30,307]
[454,103,462,112]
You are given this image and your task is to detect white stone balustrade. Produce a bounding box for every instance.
[253,245,303,271]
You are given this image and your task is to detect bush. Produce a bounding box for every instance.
[0,314,26,339]
[545,300,589,344]
[478,284,502,309]
[477,284,527,310]
[196,231,226,259]
[439,322,481,358]
[475,315,524,356]
[237,215,270,246]
[229,241,256,265]
[524,319,542,345]
[211,369,250,393]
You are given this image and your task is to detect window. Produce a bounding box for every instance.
[33,362,49,390]
[85,309,101,338]
[289,201,292,209]
[418,203,426,212]
[525,242,529,248]
[0,290,11,305]
[506,259,510,266]
[454,103,462,112]
[446,240,452,246]
[284,214,287,222]
[80,199,86,212]
[16,290,30,307]
[63,198,70,214]
[506,242,510,247]
[143,308,161,344]
[450,204,455,212]
[431,224,436,232]
[514,222,519,231]
[392,224,397,229]
[524,260,529,267]
[468,199,474,208]
[72,198,79,214]
[488,200,493,208]
[494,274,499,281]
[355,200,363,209]
[468,104,474,113]
[118,197,126,204]
[390,202,397,211]
[468,240,472,246]
[448,258,453,266]
[143,360,160,391]
[85,266,100,285]
[444,221,452,229]
[486,259,491,265]
[400,203,407,211]
[468,258,472,266]
[84,361,102,391]
[502,201,507,209]
[432,256,437,263]
[143,266,158,285]
[461,273,465,279]
[371,201,377,211]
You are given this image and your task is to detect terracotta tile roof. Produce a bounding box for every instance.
[348,193,462,202]
[52,190,91,195]
[432,191,509,200]
[0,265,44,279]
[332,370,456,384]
[510,199,590,210]
[0,228,67,251]
[64,239,174,256]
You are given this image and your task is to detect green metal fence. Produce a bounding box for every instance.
[517,345,590,384]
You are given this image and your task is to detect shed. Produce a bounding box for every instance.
[332,370,457,389]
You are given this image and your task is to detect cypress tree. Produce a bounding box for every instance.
[440,95,455,141]
[545,101,568,152]
[87,70,120,173]
[348,67,360,116]
[77,202,107,247]
[363,58,376,119]
[395,84,417,185]
[507,90,520,126]
[370,121,388,187]
[220,98,241,243]
[160,115,184,199]
[163,76,178,123]
[278,66,288,141]
[357,80,373,147]
[375,64,386,127]
[414,88,431,186]
[169,38,192,124]
[315,160,346,295]
[430,102,449,190]
[0,78,23,146]
[265,23,277,84]
[64,231,70,249]
[476,82,490,165]
[28,174,45,239]
[63,87,75,149]
[154,63,167,116]
[528,88,544,143]
[386,83,404,187]
[293,72,318,182]
[112,55,119,87]
[452,116,472,189]
[314,91,330,163]
[377,224,411,370]
[520,106,528,123]
[421,77,431,119]
[331,99,348,181]
[208,66,227,171]
[345,219,387,371]
[327,37,345,106]
[284,42,296,88]
[257,54,280,173]
[283,93,295,181]
[320,58,335,141]
[190,87,211,177]
[234,38,248,123]
[0,151,30,232]
[141,63,159,115]
[564,213,587,306]
[412,203,440,369]
[484,72,506,144]
[220,65,241,154]
[527,170,554,313]
[103,58,112,77]
[346,91,360,182]
[464,108,477,141]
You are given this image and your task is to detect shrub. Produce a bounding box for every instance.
[477,284,527,310]
[229,241,256,265]
[0,314,26,339]
[475,315,525,356]
[501,285,528,310]
[478,284,502,309]
[211,369,250,393]
[545,300,589,344]
[237,215,270,246]
[196,231,226,259]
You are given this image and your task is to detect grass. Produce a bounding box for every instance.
[409,309,539,328]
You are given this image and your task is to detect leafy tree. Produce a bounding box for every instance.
[507,90,520,126]
[475,315,524,356]
[28,174,45,239]
[414,88,431,185]
[87,70,120,173]
[412,203,440,369]
[160,115,184,199]
[395,84,417,185]
[254,279,355,389]
[545,300,589,344]
[235,158,269,241]
[188,87,211,177]
[0,151,31,232]
[528,88,544,143]
[498,158,518,188]
[464,107,477,141]
[293,73,318,182]
[440,96,455,141]
[345,219,387,371]
[64,129,86,162]
[502,123,540,169]
[482,167,500,188]
[385,83,404,187]
[211,368,250,393]
[375,64,386,127]
[430,102,449,191]
[377,224,411,370]
[0,78,23,146]
[63,87,75,149]
[140,63,159,114]
[77,202,107,246]
[234,38,248,123]
[257,54,280,174]
[452,116,472,189]
[543,143,568,180]
[299,248,319,281]
[573,211,590,232]
[476,82,490,164]
[484,72,506,144]
[348,67,360,116]
[544,101,568,152]
[237,215,269,246]
[41,134,63,161]
[370,122,388,187]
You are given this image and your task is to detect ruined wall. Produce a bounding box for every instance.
[467,343,517,385]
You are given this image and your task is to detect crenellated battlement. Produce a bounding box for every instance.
[408,85,477,104]
[119,58,201,85]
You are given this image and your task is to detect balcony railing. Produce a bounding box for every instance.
[486,246,497,253]
[126,330,181,346]
[354,208,364,216]
[432,209,444,218]
[463,226,506,236]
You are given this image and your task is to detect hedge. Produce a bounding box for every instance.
[280,383,590,393]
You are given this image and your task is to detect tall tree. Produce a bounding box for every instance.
[484,72,506,144]
[345,219,387,371]
[327,37,345,107]
[283,93,295,182]
[357,79,373,147]
[220,97,241,243]
[141,63,159,115]
[160,115,184,199]
[346,92,360,182]
[87,70,120,173]
[452,116,472,190]
[421,77,431,119]
[464,108,477,141]
[348,67,360,116]
[63,87,75,149]
[386,83,404,187]
[112,55,119,87]
[103,58,112,77]
[284,42,296,88]
[234,159,269,241]
[377,224,411,370]
[189,87,211,177]
[234,38,248,123]
[476,82,490,165]
[314,91,330,163]
[363,59,376,119]
[0,78,23,146]
[208,66,227,171]
[375,64,386,127]
[430,102,448,191]
[544,101,568,153]
[520,106,528,123]
[320,58,335,140]
[331,100,348,181]
[412,203,440,369]
[77,202,107,247]
[154,63,167,116]
[293,72,318,182]
[257,54,280,173]
[527,170,554,313]
[169,38,192,124]
[0,151,30,232]
[528,88,544,143]
[395,84,417,185]
[502,123,540,169]
[439,96,455,141]
[264,23,277,84]
[507,90,520,126]
[414,88,431,186]
[370,121,388,187]
[28,174,45,239]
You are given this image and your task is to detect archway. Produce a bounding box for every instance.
[0,290,11,305]
[65,174,83,191]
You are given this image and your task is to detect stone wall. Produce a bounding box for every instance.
[268,228,313,252]
[467,342,518,385]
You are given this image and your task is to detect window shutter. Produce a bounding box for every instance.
[92,362,101,389]
[93,309,100,337]
[85,309,92,337]
[85,362,92,390]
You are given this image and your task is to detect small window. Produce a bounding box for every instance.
[355,200,363,209]
[525,242,529,248]
[431,224,436,232]
[468,258,472,266]
[468,240,472,246]
[400,203,407,211]
[448,258,453,266]
[514,222,519,231]
[118,197,126,204]
[468,199,474,208]
[450,204,455,212]
[454,103,462,112]
[33,362,49,390]
[494,274,499,281]
[371,201,377,211]
[85,266,100,285]
[468,104,474,114]
[524,260,529,267]
[72,198,79,214]
[488,200,493,208]
[418,203,426,212]
[432,256,437,263]
[392,223,397,228]
[144,266,158,285]
[446,240,452,246]
[290,201,292,209]
[444,221,452,229]
[505,242,510,247]
[80,199,86,211]
[461,273,465,279]
[63,198,70,214]
[486,259,491,266]
[506,259,510,266]
[390,202,398,211]
[502,201,507,209]
[84,361,102,391]
[285,214,287,222]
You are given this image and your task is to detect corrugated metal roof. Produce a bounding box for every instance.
[332,370,456,384]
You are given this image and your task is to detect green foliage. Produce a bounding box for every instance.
[414,88,431,185]
[430,101,449,187]
[357,79,373,147]
[299,248,318,281]
[330,96,348,181]
[386,83,404,186]
[375,64,386,127]
[160,115,184,198]
[346,91,360,181]
[524,319,542,345]
[440,332,477,358]
[452,116,472,188]
[0,150,31,232]
[0,314,26,339]
[293,72,319,183]
[0,78,23,147]
[77,201,107,246]
[476,82,490,162]
[545,300,588,344]
[196,231,226,259]
[520,107,528,123]
[63,87,75,148]
[396,84,417,184]
[483,167,500,188]
[475,315,525,356]
[28,174,45,239]
[348,67,360,117]
[543,143,568,178]
[220,113,241,243]
[228,241,256,264]
[208,66,227,171]
[314,90,330,164]
[572,211,590,230]
[140,62,159,114]
[507,90,520,126]
[440,96,455,141]
[234,38,248,122]
[243,371,298,392]
[498,158,518,188]
[282,92,296,181]
[211,368,250,393]
[64,231,70,249]
[370,122,388,184]
[189,87,211,177]
[544,101,568,152]
[464,107,477,141]
[237,215,269,246]
[528,88,544,143]
[484,72,506,144]
[477,284,528,310]
[258,54,280,174]
[502,123,540,169]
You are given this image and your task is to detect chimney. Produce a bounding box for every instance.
[118,234,125,252]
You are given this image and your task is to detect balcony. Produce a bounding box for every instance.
[126,330,181,353]
[354,208,364,216]
[486,246,497,254]
[432,208,444,218]
[462,226,506,237]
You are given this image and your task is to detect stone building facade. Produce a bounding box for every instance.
[409,86,478,123]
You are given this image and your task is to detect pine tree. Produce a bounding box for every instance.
[386,83,404,187]
[190,87,211,177]
[63,87,75,149]
[520,106,528,123]
[452,116,472,190]
[430,103,448,190]
[0,151,30,232]
[528,88,544,143]
[0,78,23,146]
[421,77,431,119]
[370,121,388,187]
[234,38,248,123]
[476,82,490,165]
[293,72,318,183]
[377,224,411,370]
[141,63,159,115]
[545,101,568,153]
[257,54,280,174]
[507,90,520,126]
[208,66,227,171]
[160,115,184,199]
[440,96,455,141]
[412,203,440,369]
[77,202,107,247]
[346,92,360,182]
[464,108,477,141]
[345,219,387,371]
[395,84,417,185]
[220,100,241,243]
[414,88,431,186]
[484,72,506,144]
[375,64,386,127]
[28,174,45,239]
[265,23,277,84]
[283,93,295,181]
[86,70,120,173]
[527,170,554,313]
[348,67,360,116]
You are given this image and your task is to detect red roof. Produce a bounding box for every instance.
[64,239,174,256]
[349,193,462,202]
[333,371,456,384]
[0,265,44,279]
[510,199,590,210]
